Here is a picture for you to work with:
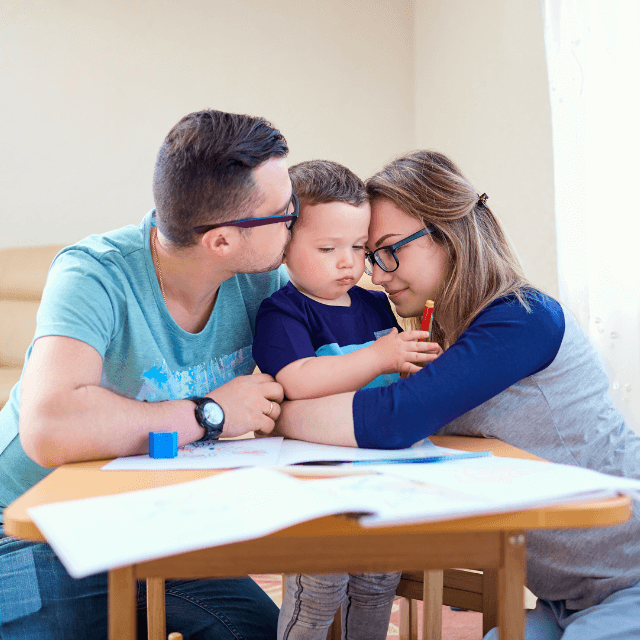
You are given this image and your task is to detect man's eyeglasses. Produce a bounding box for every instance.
[193,193,299,234]
[364,227,434,275]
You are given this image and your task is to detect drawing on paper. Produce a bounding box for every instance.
[178,441,270,458]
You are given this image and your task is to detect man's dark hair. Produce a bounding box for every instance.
[288,160,367,211]
[153,109,288,247]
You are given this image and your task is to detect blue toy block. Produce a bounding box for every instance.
[149,431,178,458]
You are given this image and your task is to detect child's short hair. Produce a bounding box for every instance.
[288,160,367,208]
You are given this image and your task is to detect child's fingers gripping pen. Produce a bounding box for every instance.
[401,300,435,379]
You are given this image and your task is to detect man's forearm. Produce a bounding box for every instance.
[19,336,283,467]
[20,384,202,468]
[275,392,357,447]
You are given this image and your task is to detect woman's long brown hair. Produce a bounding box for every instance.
[366,150,532,347]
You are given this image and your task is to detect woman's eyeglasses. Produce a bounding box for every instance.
[193,193,299,234]
[364,227,434,275]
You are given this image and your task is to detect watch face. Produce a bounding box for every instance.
[202,401,224,426]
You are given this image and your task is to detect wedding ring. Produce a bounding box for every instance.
[265,401,274,417]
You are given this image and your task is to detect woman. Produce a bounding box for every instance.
[277,150,640,639]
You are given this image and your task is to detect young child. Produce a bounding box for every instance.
[252,160,439,640]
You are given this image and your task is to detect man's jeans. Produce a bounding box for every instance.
[278,572,402,640]
[0,526,278,639]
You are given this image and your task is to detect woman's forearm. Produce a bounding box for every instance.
[275,392,357,447]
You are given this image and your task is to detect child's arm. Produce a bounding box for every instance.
[276,328,439,400]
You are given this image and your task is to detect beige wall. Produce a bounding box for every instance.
[1,0,414,247]
[414,0,557,296]
[1,0,556,296]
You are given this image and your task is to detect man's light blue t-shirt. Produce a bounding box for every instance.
[0,211,288,517]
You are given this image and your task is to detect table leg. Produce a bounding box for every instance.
[497,531,526,640]
[109,566,136,640]
[482,569,499,636]
[422,570,443,640]
[399,597,418,640]
[147,578,166,640]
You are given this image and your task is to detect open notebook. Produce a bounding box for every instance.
[101,436,488,472]
[29,455,640,579]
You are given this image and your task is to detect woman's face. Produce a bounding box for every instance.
[368,198,448,318]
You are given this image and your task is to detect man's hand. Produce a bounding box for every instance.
[209,373,284,438]
[370,328,442,375]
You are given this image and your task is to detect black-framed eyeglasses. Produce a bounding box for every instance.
[193,193,299,234]
[364,227,434,275]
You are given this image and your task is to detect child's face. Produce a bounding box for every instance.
[284,200,370,302]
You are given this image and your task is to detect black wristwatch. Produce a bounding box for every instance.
[188,396,225,441]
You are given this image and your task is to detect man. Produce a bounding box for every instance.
[0,109,294,639]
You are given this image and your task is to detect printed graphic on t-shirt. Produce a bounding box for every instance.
[134,346,255,401]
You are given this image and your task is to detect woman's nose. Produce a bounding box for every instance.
[371,262,392,285]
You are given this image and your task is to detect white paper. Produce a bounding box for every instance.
[357,456,640,526]
[28,467,371,579]
[276,437,454,466]
[102,437,284,470]
[29,456,640,579]
[309,473,493,526]
[102,435,462,471]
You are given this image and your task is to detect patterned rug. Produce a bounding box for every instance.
[251,574,483,639]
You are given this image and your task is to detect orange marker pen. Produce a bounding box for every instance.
[401,299,435,379]
[420,300,434,340]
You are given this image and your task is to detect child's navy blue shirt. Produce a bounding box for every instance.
[253,282,403,389]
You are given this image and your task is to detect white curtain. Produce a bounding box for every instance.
[544,0,640,434]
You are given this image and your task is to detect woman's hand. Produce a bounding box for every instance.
[370,328,442,376]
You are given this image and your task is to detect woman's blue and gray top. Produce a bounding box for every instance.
[355,290,640,610]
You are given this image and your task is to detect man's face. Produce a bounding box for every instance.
[238,157,293,273]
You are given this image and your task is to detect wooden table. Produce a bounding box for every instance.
[4,436,632,640]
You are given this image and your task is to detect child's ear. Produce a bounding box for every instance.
[281,251,287,264]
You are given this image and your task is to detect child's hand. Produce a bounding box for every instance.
[371,328,442,375]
